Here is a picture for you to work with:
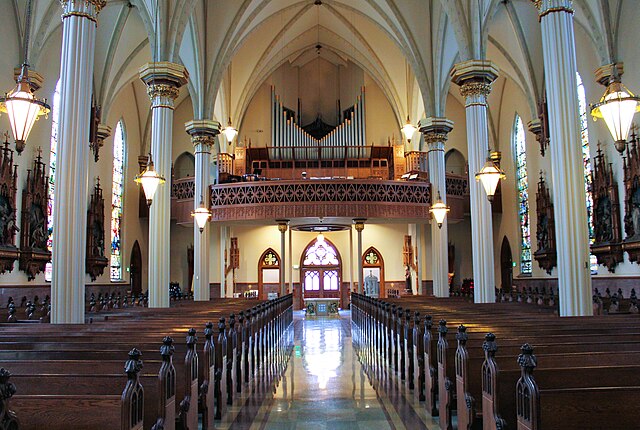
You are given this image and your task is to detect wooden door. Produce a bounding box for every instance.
[301,237,342,307]
[130,241,142,296]
[500,236,513,292]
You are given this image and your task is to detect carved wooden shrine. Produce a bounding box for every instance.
[0,137,19,274]
[533,172,557,274]
[536,92,550,156]
[622,127,640,263]
[86,179,109,281]
[590,143,623,271]
[89,99,101,162]
[19,149,50,280]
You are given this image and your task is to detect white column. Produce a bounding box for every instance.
[288,228,293,294]
[52,0,105,324]
[277,220,289,297]
[354,219,365,294]
[536,0,592,316]
[415,223,424,295]
[220,225,228,298]
[139,63,189,308]
[451,61,498,303]
[420,118,454,298]
[185,120,220,301]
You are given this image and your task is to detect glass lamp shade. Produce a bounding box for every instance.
[134,156,165,206]
[191,201,212,232]
[401,117,417,141]
[475,160,505,202]
[591,81,640,153]
[223,120,238,142]
[429,197,450,228]
[0,80,50,154]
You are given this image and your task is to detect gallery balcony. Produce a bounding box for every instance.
[171,175,470,225]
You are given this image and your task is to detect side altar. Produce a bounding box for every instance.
[304,297,339,316]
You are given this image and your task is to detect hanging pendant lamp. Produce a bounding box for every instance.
[0,0,50,154]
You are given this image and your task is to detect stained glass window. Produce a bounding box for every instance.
[576,73,598,274]
[110,121,125,281]
[45,80,61,282]
[263,251,279,266]
[514,114,532,274]
[303,238,339,266]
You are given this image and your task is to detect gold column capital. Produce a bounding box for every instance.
[60,0,106,22]
[419,117,454,146]
[185,119,221,149]
[353,218,366,232]
[139,62,189,106]
[450,60,499,98]
[277,220,289,233]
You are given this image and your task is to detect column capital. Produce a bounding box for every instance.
[419,117,454,148]
[139,62,189,106]
[595,62,624,87]
[185,119,221,149]
[531,0,574,17]
[450,60,499,97]
[60,0,106,22]
[276,219,289,233]
[353,218,366,232]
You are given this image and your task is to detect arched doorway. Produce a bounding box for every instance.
[258,248,280,300]
[500,236,513,292]
[300,237,342,307]
[362,247,385,298]
[130,241,142,296]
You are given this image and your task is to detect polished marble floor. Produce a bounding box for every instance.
[219,311,440,430]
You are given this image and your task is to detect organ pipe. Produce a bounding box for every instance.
[269,87,367,160]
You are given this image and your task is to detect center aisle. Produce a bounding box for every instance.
[234,310,439,430]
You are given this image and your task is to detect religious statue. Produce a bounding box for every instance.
[364,270,380,298]
[405,266,412,293]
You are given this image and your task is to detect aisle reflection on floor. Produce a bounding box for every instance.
[246,311,439,430]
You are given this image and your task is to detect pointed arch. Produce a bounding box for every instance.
[258,248,280,300]
[513,113,531,275]
[362,246,385,298]
[300,236,343,307]
[500,236,513,291]
[111,120,126,281]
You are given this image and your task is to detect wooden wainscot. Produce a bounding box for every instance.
[533,172,557,274]
[86,179,109,281]
[622,127,640,263]
[19,149,50,280]
[0,136,19,274]
[591,142,623,271]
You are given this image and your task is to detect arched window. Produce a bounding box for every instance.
[513,114,532,275]
[45,79,61,282]
[110,120,126,281]
[576,73,597,272]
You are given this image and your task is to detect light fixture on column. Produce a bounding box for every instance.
[223,117,238,143]
[429,192,450,229]
[134,152,165,207]
[402,116,417,142]
[590,67,640,153]
[0,0,50,154]
[191,197,212,233]
[475,151,505,202]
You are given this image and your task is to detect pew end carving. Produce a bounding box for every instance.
[121,348,144,430]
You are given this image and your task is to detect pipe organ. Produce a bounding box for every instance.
[270,87,367,160]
